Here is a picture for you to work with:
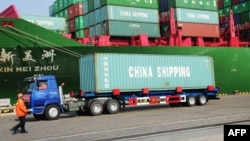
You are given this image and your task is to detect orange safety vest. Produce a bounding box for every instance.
[16,98,27,117]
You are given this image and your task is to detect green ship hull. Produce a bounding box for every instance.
[1,18,249,104]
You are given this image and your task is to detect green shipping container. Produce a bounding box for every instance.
[240,2,249,13]
[102,21,160,37]
[100,5,159,23]
[223,0,231,8]
[175,8,219,24]
[53,0,59,14]
[21,15,67,32]
[168,0,218,11]
[74,16,84,30]
[100,0,158,9]
[232,4,240,14]
[218,9,224,16]
[88,0,95,12]
[63,0,69,9]
[76,29,84,37]
[80,53,215,93]
[58,0,64,11]
[63,8,69,20]
[223,7,231,16]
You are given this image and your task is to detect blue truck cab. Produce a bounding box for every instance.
[22,74,64,120]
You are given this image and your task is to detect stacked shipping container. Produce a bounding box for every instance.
[159,0,220,38]
[51,0,85,37]
[218,0,250,41]
[51,0,160,38]
[84,0,160,38]
[49,0,250,39]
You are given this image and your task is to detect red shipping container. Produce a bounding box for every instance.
[84,28,90,37]
[231,0,240,5]
[74,2,83,17]
[176,22,220,38]
[218,0,224,9]
[69,19,75,32]
[68,5,75,20]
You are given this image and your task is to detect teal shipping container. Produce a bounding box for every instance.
[21,15,66,31]
[100,0,158,9]
[175,8,219,24]
[100,5,159,23]
[168,0,218,11]
[80,53,215,93]
[101,21,160,37]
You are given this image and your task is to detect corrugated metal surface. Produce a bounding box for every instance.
[100,0,158,9]
[74,16,84,30]
[94,8,101,24]
[168,0,218,11]
[88,11,95,26]
[223,0,232,7]
[21,15,66,31]
[80,53,215,93]
[177,22,220,38]
[175,8,219,24]
[101,21,160,37]
[100,5,159,23]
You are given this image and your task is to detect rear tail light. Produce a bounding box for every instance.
[208,85,214,91]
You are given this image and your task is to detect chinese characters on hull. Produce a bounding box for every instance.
[0,48,58,73]
[1,48,56,65]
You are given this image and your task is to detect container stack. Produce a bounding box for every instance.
[159,0,220,38]
[50,0,85,37]
[50,0,160,38]
[218,0,250,41]
[84,0,160,38]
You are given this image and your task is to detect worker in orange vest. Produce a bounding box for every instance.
[10,93,28,134]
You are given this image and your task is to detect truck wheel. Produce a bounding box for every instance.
[45,105,60,120]
[197,94,207,106]
[89,100,103,116]
[186,96,196,106]
[33,114,45,120]
[105,99,120,114]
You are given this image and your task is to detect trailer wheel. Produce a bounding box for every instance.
[186,96,196,106]
[33,114,45,120]
[45,105,60,120]
[89,100,103,116]
[105,99,120,114]
[197,94,207,106]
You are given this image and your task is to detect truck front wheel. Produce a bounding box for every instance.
[45,105,60,120]
[105,99,120,114]
[89,100,103,116]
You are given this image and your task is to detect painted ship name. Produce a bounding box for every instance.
[0,65,59,73]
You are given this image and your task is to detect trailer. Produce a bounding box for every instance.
[21,53,219,120]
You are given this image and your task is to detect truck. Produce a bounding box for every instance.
[21,53,220,120]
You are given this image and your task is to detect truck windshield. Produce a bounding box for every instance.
[22,82,35,93]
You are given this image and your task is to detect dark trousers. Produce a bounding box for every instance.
[12,116,26,132]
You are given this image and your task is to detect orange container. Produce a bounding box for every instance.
[177,22,220,38]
